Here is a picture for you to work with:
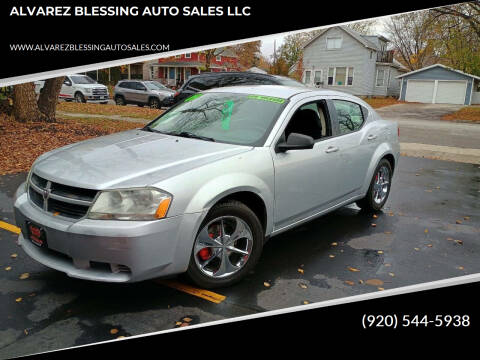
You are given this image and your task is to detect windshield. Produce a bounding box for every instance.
[147,92,287,146]
[145,81,168,91]
[70,75,97,84]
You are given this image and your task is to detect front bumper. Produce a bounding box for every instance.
[13,184,205,283]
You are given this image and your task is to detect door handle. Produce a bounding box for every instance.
[367,134,378,141]
[325,146,339,153]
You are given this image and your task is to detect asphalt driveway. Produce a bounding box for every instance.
[0,156,479,358]
[376,103,480,164]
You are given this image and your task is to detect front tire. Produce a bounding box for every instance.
[149,97,161,109]
[356,158,392,212]
[186,200,264,288]
[74,92,86,103]
[115,95,126,106]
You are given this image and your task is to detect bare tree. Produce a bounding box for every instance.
[384,11,438,70]
[432,1,480,38]
[347,19,378,34]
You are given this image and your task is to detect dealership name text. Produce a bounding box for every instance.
[9,6,251,17]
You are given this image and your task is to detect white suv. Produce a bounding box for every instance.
[35,75,109,104]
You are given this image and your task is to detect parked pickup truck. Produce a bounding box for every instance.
[34,74,109,104]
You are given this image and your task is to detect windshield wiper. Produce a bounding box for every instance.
[176,132,216,142]
[142,126,173,135]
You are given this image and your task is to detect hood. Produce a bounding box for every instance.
[152,89,175,96]
[73,83,107,89]
[33,130,252,189]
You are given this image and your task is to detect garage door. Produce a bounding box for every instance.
[405,80,435,103]
[435,81,467,105]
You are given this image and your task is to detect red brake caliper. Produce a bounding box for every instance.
[198,233,214,261]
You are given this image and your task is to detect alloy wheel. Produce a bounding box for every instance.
[193,216,253,278]
[372,165,390,204]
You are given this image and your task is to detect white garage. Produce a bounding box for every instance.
[398,64,480,105]
[435,81,468,104]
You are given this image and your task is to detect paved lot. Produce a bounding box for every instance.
[376,103,480,163]
[0,156,478,358]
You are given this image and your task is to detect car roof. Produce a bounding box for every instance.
[203,85,357,100]
[190,71,275,77]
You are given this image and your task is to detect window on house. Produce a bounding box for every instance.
[216,55,222,61]
[150,67,155,79]
[335,67,346,85]
[347,67,354,85]
[185,53,191,58]
[304,70,311,84]
[376,69,385,86]
[314,71,322,85]
[327,37,342,49]
[327,67,354,86]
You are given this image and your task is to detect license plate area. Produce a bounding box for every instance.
[26,221,48,248]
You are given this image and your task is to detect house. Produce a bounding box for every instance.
[397,64,480,105]
[145,48,240,87]
[300,26,407,97]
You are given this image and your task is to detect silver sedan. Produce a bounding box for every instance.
[13,85,400,288]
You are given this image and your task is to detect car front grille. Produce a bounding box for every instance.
[92,87,108,96]
[28,173,98,220]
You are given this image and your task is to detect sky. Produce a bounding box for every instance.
[259,18,389,58]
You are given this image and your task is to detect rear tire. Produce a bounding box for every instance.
[356,158,392,212]
[186,200,264,289]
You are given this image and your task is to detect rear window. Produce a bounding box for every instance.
[187,76,221,91]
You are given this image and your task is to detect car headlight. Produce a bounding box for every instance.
[25,167,33,191]
[87,188,172,221]
[84,88,92,94]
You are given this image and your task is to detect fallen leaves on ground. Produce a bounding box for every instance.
[5,266,11,271]
[110,328,119,335]
[457,266,465,270]
[19,273,29,280]
[347,266,360,272]
[299,283,308,289]
[441,106,480,123]
[389,272,395,277]
[15,297,22,302]
[329,254,335,258]
[57,102,164,120]
[377,250,384,254]
[0,113,145,175]
[344,280,355,286]
[365,279,384,286]
[297,268,304,274]
[456,220,463,224]
[363,98,403,109]
[263,282,271,288]
[183,317,192,323]
[371,223,377,227]
[331,242,338,246]
[10,253,17,258]
[303,300,309,305]
[454,239,464,245]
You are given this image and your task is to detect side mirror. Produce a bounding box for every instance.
[64,81,72,86]
[277,133,314,152]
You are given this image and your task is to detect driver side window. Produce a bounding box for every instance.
[283,100,331,142]
[332,100,364,135]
